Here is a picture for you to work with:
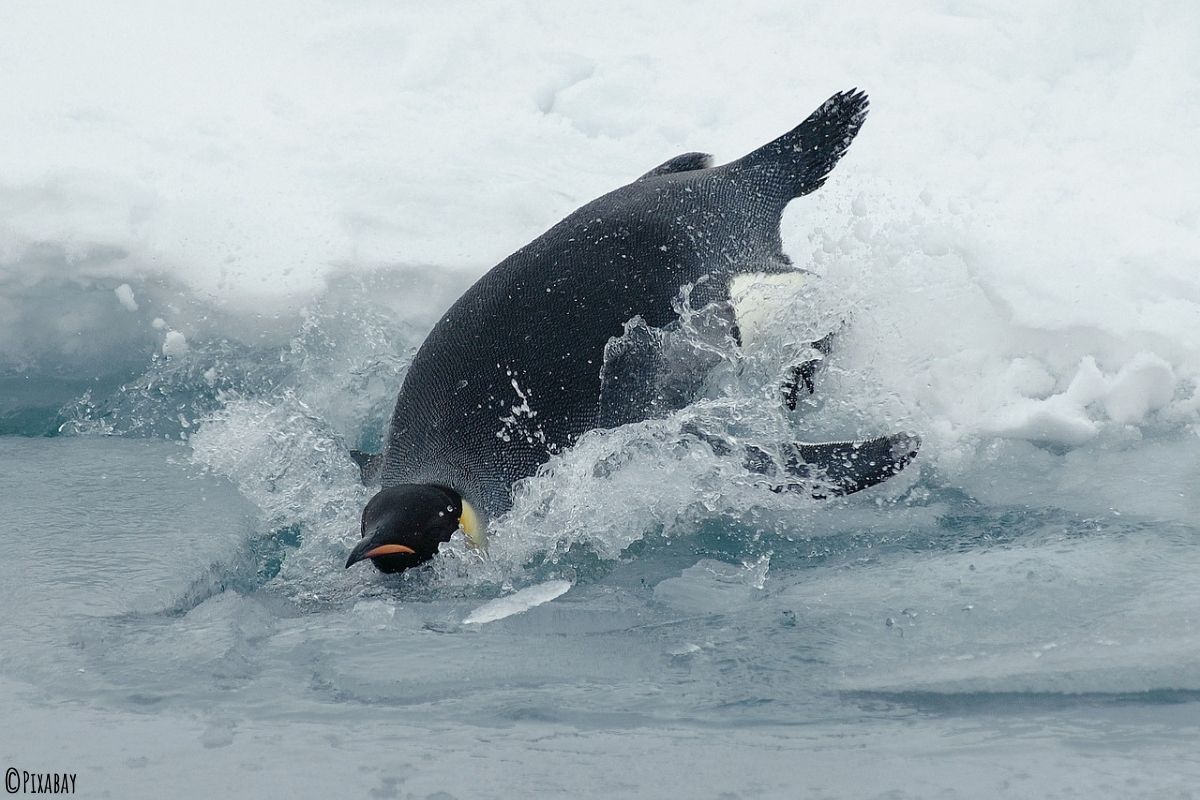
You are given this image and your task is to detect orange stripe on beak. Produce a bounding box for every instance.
[363,544,417,558]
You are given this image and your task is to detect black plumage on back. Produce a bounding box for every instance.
[380,90,871,519]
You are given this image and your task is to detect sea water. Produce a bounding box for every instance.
[2,2,1199,797]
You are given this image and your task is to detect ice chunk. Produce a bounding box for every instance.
[986,355,1178,446]
[162,330,189,358]
[1063,357,1109,406]
[1103,353,1176,424]
[463,580,572,624]
[114,283,138,312]
[654,558,769,614]
[987,395,1099,446]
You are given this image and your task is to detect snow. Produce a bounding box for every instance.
[2,1,1198,453]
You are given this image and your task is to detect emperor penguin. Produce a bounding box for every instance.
[346,90,919,573]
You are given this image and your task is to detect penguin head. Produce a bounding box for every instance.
[344,484,484,573]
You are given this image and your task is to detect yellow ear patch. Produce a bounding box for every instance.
[458,499,487,550]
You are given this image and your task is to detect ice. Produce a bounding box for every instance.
[653,558,770,614]
[985,354,1179,445]
[3,437,1200,797]
[161,329,189,358]
[1103,353,1178,424]
[2,0,1200,795]
[0,437,260,687]
[776,531,1200,696]
[114,283,138,312]
[2,2,1198,447]
[463,580,573,624]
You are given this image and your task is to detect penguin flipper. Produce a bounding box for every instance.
[637,152,714,181]
[732,89,869,201]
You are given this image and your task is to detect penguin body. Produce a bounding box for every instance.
[382,91,873,521]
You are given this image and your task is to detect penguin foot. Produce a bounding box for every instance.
[782,331,837,411]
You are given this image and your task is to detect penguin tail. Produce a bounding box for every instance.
[775,432,919,499]
[732,89,869,201]
[685,424,919,498]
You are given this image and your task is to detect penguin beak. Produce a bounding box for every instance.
[344,536,417,568]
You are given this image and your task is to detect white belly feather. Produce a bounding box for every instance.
[728,271,810,349]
